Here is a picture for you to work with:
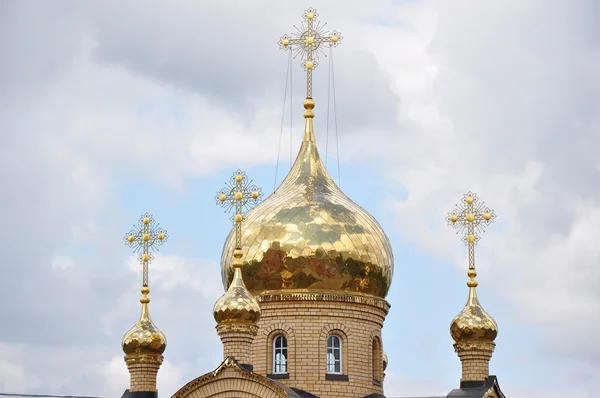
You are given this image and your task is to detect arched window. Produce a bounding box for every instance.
[272,335,288,374]
[326,335,342,374]
[372,337,382,382]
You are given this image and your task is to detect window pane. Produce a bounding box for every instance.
[273,335,289,374]
[334,347,340,361]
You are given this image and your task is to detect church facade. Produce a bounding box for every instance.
[118,8,506,398]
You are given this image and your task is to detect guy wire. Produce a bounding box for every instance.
[274,51,292,191]
[331,48,341,187]
[326,45,332,167]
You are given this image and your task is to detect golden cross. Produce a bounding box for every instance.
[446,192,496,269]
[278,7,343,99]
[124,213,168,287]
[216,170,263,251]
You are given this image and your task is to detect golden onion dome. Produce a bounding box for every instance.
[214,250,261,324]
[221,99,394,298]
[122,287,167,356]
[450,269,498,343]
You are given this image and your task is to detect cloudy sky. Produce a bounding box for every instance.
[1,1,599,397]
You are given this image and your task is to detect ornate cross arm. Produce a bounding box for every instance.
[215,170,263,250]
[446,192,496,269]
[124,213,168,287]
[278,7,343,98]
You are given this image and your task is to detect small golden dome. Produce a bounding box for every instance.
[382,351,388,371]
[214,253,261,324]
[221,99,394,298]
[450,270,498,343]
[122,287,167,356]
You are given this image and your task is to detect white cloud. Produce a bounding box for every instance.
[1,0,599,397]
[0,360,33,393]
[51,255,75,271]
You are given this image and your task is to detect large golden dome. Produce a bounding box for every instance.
[221,100,394,298]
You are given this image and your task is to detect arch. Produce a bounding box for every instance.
[319,324,350,377]
[372,336,383,383]
[173,357,290,398]
[263,323,295,377]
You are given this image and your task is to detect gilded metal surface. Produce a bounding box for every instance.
[122,288,167,356]
[215,170,263,249]
[446,192,496,269]
[122,213,168,357]
[447,192,498,343]
[124,212,168,286]
[214,171,262,324]
[221,101,394,298]
[278,7,343,98]
[216,323,259,335]
[450,280,498,343]
[213,267,262,324]
[124,353,164,365]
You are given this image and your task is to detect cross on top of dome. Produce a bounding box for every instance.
[278,7,343,98]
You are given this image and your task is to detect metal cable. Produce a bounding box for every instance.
[289,48,293,169]
[331,49,341,187]
[325,45,332,167]
[274,51,292,191]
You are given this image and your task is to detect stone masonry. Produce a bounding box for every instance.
[252,291,390,398]
[454,341,495,382]
[124,354,163,392]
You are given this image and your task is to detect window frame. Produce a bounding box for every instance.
[272,334,288,374]
[326,334,343,374]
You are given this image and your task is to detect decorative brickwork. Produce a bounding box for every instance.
[216,323,258,366]
[264,323,296,376]
[173,357,289,398]
[124,354,163,392]
[252,291,389,398]
[454,341,495,382]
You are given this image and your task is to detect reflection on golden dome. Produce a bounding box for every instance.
[450,269,498,343]
[214,250,261,324]
[221,100,394,298]
[122,287,167,356]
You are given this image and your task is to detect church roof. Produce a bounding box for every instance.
[445,376,505,398]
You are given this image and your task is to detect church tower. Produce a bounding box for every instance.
[122,214,169,398]
[213,171,263,370]
[220,8,393,398]
[445,193,504,397]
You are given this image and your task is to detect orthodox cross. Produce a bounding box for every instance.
[216,170,263,250]
[278,7,343,99]
[124,213,168,287]
[446,192,496,270]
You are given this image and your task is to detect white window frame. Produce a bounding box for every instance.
[326,335,343,374]
[272,334,288,374]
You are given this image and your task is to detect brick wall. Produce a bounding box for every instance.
[251,293,389,398]
[124,354,163,392]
